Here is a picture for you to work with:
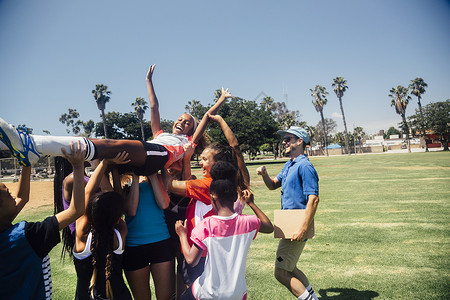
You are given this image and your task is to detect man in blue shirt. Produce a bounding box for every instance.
[257,126,319,300]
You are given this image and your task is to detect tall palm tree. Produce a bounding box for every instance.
[132,97,149,141]
[389,85,412,152]
[92,84,111,138]
[409,78,428,151]
[311,85,329,156]
[332,77,350,155]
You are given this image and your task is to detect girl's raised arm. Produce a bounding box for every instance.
[209,114,250,191]
[124,174,140,217]
[191,87,233,144]
[76,152,130,239]
[146,64,161,137]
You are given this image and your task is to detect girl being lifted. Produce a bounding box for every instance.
[0,64,232,175]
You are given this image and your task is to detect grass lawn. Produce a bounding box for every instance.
[16,151,450,299]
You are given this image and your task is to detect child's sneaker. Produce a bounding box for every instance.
[0,117,40,166]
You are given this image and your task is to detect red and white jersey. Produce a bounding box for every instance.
[149,130,195,167]
[191,213,261,300]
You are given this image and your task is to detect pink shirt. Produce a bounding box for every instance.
[191,213,261,299]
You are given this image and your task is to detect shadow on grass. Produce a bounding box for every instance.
[318,288,379,300]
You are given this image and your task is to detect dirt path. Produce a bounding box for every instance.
[5,180,54,212]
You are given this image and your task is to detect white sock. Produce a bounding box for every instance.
[298,289,313,300]
[32,135,96,160]
[306,284,318,300]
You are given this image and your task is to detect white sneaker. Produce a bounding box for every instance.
[0,117,40,166]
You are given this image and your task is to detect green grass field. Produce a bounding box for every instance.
[16,152,450,299]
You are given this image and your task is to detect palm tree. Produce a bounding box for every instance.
[332,77,350,155]
[409,78,428,151]
[353,126,365,153]
[132,97,149,141]
[311,85,329,156]
[92,84,111,138]
[305,125,316,156]
[261,96,275,111]
[389,85,412,152]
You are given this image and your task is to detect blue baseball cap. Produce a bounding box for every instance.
[277,126,310,144]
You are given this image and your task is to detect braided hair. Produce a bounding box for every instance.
[87,191,124,299]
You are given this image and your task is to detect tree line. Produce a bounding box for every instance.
[58,77,449,159]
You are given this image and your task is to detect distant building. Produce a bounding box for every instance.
[364,136,421,149]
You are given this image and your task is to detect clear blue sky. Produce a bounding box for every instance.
[1,0,449,136]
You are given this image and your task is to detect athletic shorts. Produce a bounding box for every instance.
[117,142,169,176]
[275,239,307,272]
[123,238,174,271]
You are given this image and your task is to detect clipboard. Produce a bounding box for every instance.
[273,209,315,239]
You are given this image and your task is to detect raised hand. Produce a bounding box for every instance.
[256,166,267,176]
[221,87,233,99]
[183,143,195,160]
[61,141,86,168]
[241,189,254,205]
[146,64,156,81]
[105,151,131,165]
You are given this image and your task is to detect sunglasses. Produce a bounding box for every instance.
[282,136,298,143]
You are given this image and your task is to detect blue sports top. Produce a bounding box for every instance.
[276,155,319,210]
[125,181,170,246]
[0,216,60,300]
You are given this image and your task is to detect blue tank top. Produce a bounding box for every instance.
[125,181,170,246]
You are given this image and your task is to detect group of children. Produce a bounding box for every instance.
[0,64,274,300]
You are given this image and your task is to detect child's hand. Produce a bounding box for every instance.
[242,189,254,205]
[221,87,233,99]
[105,151,131,166]
[183,143,195,160]
[207,113,223,124]
[62,141,86,168]
[256,166,267,176]
[175,220,187,237]
[146,64,156,81]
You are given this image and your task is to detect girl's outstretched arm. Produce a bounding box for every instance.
[84,152,130,203]
[242,190,273,233]
[76,152,130,237]
[13,166,31,219]
[146,64,161,137]
[192,87,233,144]
[164,171,188,196]
[56,141,87,231]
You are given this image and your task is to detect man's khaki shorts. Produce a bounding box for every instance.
[275,239,306,272]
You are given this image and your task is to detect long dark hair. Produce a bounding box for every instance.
[205,143,250,195]
[87,191,124,300]
[53,156,75,259]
